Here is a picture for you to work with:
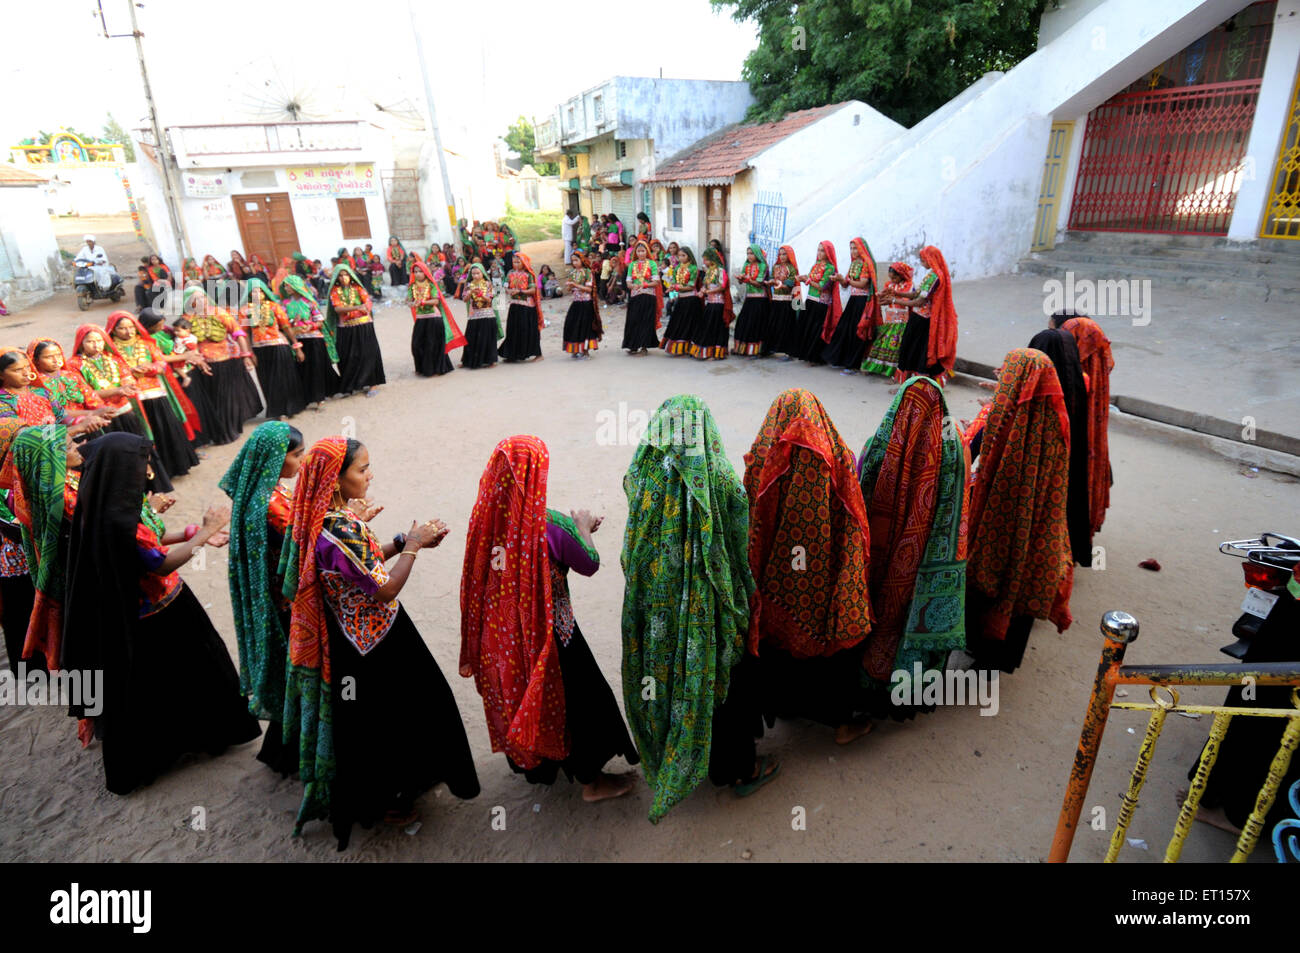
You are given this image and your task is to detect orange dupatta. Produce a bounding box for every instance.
[919,245,957,375]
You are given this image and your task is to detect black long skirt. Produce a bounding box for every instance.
[708,655,767,786]
[509,622,639,785]
[793,301,829,364]
[498,303,542,362]
[562,299,601,354]
[139,396,199,480]
[621,293,660,351]
[732,296,768,356]
[97,583,261,796]
[389,263,408,286]
[757,644,868,729]
[328,604,479,850]
[336,322,387,393]
[1065,400,1093,568]
[256,607,299,777]
[297,337,341,405]
[0,572,38,674]
[964,588,1035,674]
[187,360,261,446]
[104,409,173,491]
[661,295,701,355]
[412,317,453,376]
[690,303,730,360]
[897,310,944,378]
[764,299,798,356]
[254,345,307,419]
[462,318,498,369]
[823,295,869,367]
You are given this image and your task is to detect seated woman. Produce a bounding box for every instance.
[61,433,261,794]
[461,435,638,802]
[281,436,480,849]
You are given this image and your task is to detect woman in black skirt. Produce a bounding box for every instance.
[763,244,801,358]
[731,243,770,356]
[0,509,37,674]
[690,246,732,360]
[890,244,957,386]
[498,252,543,363]
[822,236,878,372]
[326,264,386,397]
[660,246,701,356]
[1028,328,1092,567]
[561,252,603,358]
[621,240,661,354]
[240,279,307,420]
[385,236,409,288]
[279,275,340,409]
[61,433,261,795]
[408,258,460,376]
[460,264,499,370]
[181,286,264,445]
[793,240,840,364]
[107,313,200,481]
[461,436,638,801]
[283,436,480,849]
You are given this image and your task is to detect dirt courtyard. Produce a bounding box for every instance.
[0,234,1296,863]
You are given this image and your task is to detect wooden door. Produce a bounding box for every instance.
[1031,121,1074,251]
[706,185,730,263]
[233,192,301,263]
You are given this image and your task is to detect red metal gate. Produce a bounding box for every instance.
[1067,80,1262,235]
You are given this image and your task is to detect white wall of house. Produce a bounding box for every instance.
[654,186,705,252]
[40,166,130,216]
[782,0,1260,280]
[0,183,61,300]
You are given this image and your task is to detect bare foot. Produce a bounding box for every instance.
[835,721,874,745]
[1174,788,1243,835]
[582,772,636,802]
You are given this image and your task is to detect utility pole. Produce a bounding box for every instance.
[408,1,459,254]
[100,0,190,263]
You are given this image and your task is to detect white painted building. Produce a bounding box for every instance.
[0,165,60,307]
[534,76,754,224]
[643,102,904,270]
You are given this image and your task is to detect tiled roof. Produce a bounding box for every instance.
[0,165,49,186]
[643,103,848,186]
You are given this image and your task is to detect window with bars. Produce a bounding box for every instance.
[566,154,577,170]
[594,95,604,123]
[615,140,627,159]
[337,197,371,240]
[670,187,682,228]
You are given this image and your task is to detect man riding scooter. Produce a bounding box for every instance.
[73,234,124,308]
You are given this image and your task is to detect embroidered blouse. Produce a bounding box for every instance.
[331,285,372,327]
[136,504,181,617]
[315,509,399,655]
[192,311,244,363]
[283,295,323,340]
[244,299,292,346]
[628,260,657,294]
[114,338,166,398]
[807,262,835,302]
[770,262,798,299]
[545,510,599,647]
[409,281,441,317]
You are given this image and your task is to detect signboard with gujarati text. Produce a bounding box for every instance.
[286,163,378,198]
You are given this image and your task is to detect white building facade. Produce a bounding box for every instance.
[0,166,61,307]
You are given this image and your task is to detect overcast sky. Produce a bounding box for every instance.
[4,0,758,151]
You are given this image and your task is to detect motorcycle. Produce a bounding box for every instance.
[1217,532,1300,658]
[73,258,125,311]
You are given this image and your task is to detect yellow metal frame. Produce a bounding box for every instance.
[1260,60,1300,239]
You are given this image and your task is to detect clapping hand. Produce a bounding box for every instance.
[347,497,385,522]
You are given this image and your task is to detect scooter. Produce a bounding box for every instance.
[1217,532,1300,658]
[73,260,125,311]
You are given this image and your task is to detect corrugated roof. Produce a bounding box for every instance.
[0,165,49,186]
[643,103,848,186]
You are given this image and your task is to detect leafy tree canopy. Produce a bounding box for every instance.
[504,116,559,176]
[712,0,1048,127]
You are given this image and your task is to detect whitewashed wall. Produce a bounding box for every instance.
[0,184,61,296]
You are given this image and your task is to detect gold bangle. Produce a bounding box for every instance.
[398,549,418,561]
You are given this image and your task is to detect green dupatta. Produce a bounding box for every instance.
[857,376,966,689]
[282,274,338,362]
[324,264,367,345]
[219,421,294,723]
[620,395,754,822]
[12,424,67,605]
[240,276,279,306]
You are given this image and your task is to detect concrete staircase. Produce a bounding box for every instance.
[1018,231,1300,304]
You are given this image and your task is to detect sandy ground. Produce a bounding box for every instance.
[1,229,1297,863]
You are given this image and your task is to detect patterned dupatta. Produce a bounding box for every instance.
[743,388,872,659]
[815,240,844,342]
[27,339,103,413]
[182,258,202,282]
[774,245,801,300]
[918,245,958,375]
[325,264,370,340]
[741,243,769,297]
[1062,317,1113,533]
[409,259,467,351]
[620,395,754,822]
[858,377,968,687]
[281,275,338,362]
[271,257,293,297]
[573,252,602,335]
[280,436,347,832]
[106,310,200,440]
[512,253,545,331]
[460,436,564,769]
[967,348,1073,640]
[848,237,882,340]
[6,424,71,669]
[702,248,735,325]
[66,324,154,441]
[220,421,292,723]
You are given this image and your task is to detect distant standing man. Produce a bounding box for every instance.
[562,208,580,264]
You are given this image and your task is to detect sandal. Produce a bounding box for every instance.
[734,755,780,797]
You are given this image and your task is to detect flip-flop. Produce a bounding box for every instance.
[735,755,780,798]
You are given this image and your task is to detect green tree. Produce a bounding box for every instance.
[504,116,559,176]
[102,114,136,161]
[712,0,1048,127]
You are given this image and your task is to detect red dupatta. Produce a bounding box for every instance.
[919,245,957,375]
[286,437,348,688]
[67,324,134,411]
[409,259,467,351]
[1062,317,1113,533]
[459,435,565,768]
[575,252,603,336]
[743,388,872,658]
[776,245,802,301]
[702,248,734,325]
[967,348,1072,640]
[630,240,664,329]
[817,240,844,342]
[513,252,545,330]
[848,237,882,340]
[105,311,201,439]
